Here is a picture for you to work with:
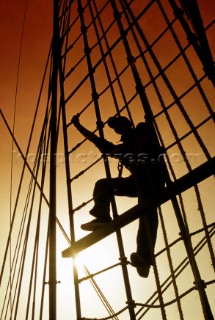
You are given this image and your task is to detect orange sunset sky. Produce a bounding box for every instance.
[0,0,215,319]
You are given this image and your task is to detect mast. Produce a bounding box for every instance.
[49,0,60,319]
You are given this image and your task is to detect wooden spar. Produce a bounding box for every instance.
[62,156,215,258]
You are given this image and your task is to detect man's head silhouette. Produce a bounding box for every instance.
[108,116,132,134]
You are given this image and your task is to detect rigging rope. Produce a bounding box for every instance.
[1,0,214,319]
[60,0,214,318]
[136,225,215,319]
[8,0,29,317]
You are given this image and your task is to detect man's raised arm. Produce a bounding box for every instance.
[71,115,116,154]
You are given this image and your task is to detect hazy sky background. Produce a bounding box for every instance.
[0,0,214,319]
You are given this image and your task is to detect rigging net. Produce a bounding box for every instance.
[0,0,214,319]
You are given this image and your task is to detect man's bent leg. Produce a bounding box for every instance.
[81,178,116,231]
[82,176,137,231]
[90,178,114,219]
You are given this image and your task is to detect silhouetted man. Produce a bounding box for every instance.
[72,115,165,277]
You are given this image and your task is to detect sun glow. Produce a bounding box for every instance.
[55,228,128,318]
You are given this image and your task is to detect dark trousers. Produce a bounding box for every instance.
[90,176,158,265]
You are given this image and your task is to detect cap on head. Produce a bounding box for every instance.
[107,116,132,130]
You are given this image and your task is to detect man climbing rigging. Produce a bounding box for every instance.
[72,114,166,277]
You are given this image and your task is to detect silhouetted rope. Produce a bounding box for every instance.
[81,306,129,320]
[136,225,215,319]
[8,0,29,316]
[157,0,214,118]
[77,1,136,319]
[158,206,184,319]
[137,280,215,309]
[58,1,215,318]
[2,0,214,319]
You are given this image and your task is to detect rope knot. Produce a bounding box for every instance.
[126,299,136,308]
[194,279,206,290]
